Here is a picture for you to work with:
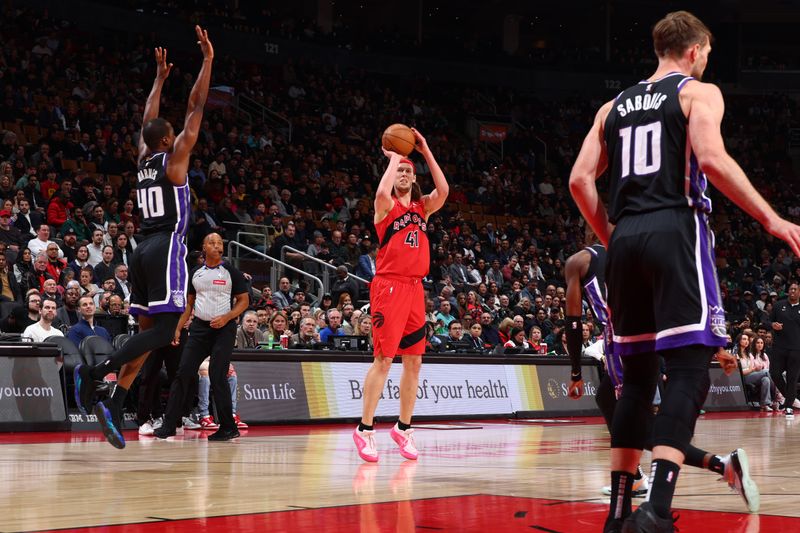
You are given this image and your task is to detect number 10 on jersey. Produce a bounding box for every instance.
[618,121,662,178]
[137,187,165,218]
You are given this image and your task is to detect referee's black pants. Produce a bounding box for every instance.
[163,319,237,431]
[769,347,800,409]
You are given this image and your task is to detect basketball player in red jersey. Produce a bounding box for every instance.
[353,128,449,462]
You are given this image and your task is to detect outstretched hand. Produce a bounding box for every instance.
[195,25,214,59]
[155,47,173,80]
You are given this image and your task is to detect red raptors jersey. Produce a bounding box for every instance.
[374,198,429,278]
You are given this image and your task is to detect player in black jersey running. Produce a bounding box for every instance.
[570,11,800,532]
[74,26,214,449]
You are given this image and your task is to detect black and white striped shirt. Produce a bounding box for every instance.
[190,262,248,321]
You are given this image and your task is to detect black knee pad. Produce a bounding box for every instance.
[651,345,713,454]
[610,354,661,449]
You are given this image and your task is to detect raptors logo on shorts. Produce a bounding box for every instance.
[372,311,385,329]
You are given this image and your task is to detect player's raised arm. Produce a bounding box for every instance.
[138,47,173,161]
[374,148,402,222]
[168,25,214,186]
[686,81,800,257]
[569,101,613,246]
[414,128,449,217]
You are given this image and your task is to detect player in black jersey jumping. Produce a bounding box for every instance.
[570,11,800,532]
[74,26,214,449]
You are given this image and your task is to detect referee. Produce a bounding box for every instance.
[154,233,249,440]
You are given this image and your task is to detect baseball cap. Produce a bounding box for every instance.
[0,210,10,217]
[63,228,77,236]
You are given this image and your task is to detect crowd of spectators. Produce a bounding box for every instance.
[1,4,800,372]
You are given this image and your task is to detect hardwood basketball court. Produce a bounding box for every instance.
[1,412,797,532]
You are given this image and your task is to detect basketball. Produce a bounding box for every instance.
[382,123,416,156]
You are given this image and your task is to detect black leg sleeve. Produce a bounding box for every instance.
[611,353,661,450]
[651,345,714,454]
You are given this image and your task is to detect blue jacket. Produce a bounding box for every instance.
[67,318,112,347]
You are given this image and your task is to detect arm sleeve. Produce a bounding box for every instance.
[565,316,583,376]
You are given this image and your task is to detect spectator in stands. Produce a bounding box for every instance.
[467,322,486,351]
[123,221,139,250]
[95,282,115,311]
[0,253,22,303]
[446,320,465,342]
[272,277,293,310]
[328,230,348,266]
[740,334,775,411]
[60,207,90,242]
[255,307,270,333]
[86,228,104,266]
[13,199,44,239]
[45,242,66,284]
[436,300,456,328]
[266,311,289,344]
[479,312,501,347]
[41,278,62,307]
[319,308,345,343]
[270,220,305,268]
[67,294,111,346]
[68,245,91,277]
[22,298,61,342]
[504,327,530,350]
[356,245,377,282]
[88,204,106,233]
[449,253,470,292]
[291,317,319,348]
[236,310,264,348]
[28,224,62,259]
[13,248,34,292]
[354,314,373,346]
[4,292,41,333]
[29,253,53,292]
[331,265,360,305]
[93,246,116,285]
[59,228,80,262]
[113,233,131,266]
[0,209,24,251]
[46,190,71,228]
[529,325,545,353]
[56,285,80,327]
[78,266,99,298]
[112,264,131,302]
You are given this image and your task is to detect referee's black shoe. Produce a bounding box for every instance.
[207,428,240,441]
[153,422,177,439]
[622,502,677,533]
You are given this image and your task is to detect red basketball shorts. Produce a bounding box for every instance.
[370,274,426,357]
